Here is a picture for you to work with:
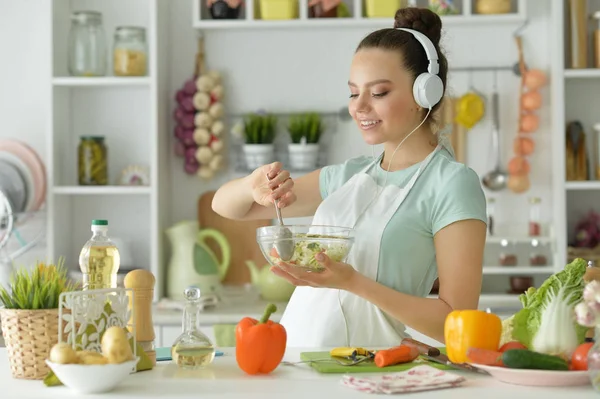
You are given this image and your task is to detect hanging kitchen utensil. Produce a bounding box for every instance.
[455,70,485,129]
[482,71,508,191]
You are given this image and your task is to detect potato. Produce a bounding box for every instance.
[49,343,78,364]
[76,350,109,365]
[101,326,133,364]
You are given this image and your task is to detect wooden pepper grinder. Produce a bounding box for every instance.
[583,260,600,341]
[124,269,156,366]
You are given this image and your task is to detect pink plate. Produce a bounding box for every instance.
[0,139,46,211]
[472,364,590,387]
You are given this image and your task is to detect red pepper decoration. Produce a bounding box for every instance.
[235,303,286,375]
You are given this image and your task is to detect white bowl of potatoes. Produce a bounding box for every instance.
[45,326,139,394]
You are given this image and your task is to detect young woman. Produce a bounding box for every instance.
[212,7,487,347]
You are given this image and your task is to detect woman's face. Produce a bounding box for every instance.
[348,48,421,146]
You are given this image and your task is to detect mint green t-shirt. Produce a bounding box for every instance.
[319,147,487,298]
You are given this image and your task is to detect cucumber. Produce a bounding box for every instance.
[501,349,569,371]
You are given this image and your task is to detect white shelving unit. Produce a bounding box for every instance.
[551,0,600,266]
[192,0,526,29]
[45,0,170,301]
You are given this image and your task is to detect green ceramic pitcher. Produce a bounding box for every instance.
[194,228,231,280]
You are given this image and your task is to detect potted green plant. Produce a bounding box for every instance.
[0,258,78,380]
[243,112,278,170]
[287,112,323,170]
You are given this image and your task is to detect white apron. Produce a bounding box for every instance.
[280,143,447,348]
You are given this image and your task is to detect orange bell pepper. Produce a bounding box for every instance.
[235,303,287,375]
[444,309,502,364]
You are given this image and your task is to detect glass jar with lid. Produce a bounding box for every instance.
[113,27,147,76]
[68,11,107,77]
[78,136,108,185]
[528,197,542,236]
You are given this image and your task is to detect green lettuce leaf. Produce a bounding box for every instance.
[509,257,588,348]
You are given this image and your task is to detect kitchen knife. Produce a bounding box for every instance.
[400,338,488,375]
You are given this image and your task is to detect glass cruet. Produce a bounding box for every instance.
[171,286,216,369]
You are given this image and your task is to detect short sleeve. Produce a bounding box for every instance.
[431,166,487,235]
[319,164,338,200]
[318,157,370,200]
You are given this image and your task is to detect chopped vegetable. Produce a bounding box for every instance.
[444,309,502,364]
[502,258,588,359]
[235,303,287,375]
[268,233,350,269]
[374,345,419,368]
[466,348,504,366]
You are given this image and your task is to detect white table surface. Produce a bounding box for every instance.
[0,347,596,398]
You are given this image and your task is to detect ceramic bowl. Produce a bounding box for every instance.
[45,358,138,394]
[257,225,355,271]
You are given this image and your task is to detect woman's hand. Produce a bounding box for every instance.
[270,252,360,291]
[249,162,296,208]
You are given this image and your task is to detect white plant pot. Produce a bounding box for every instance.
[288,143,319,170]
[243,144,275,170]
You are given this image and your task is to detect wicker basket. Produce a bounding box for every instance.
[0,308,59,380]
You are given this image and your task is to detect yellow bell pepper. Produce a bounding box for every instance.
[444,309,502,364]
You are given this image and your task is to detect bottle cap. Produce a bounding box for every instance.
[92,219,108,226]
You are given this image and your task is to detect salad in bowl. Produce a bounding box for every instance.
[256,225,355,271]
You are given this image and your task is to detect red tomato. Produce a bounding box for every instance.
[499,341,528,352]
[572,342,593,371]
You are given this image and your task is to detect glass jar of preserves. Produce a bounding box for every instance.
[113,27,147,76]
[529,197,542,236]
[528,239,547,266]
[499,239,518,266]
[68,11,107,77]
[78,136,108,185]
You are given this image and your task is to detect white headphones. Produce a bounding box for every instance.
[396,28,444,110]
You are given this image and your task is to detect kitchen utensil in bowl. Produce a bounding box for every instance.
[266,174,294,261]
[256,225,354,271]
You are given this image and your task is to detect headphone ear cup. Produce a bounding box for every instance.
[413,73,444,109]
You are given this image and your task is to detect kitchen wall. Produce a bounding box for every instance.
[0,0,552,270]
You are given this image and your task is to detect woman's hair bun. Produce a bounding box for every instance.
[393,7,442,46]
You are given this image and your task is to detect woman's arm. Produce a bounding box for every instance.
[212,165,323,221]
[348,219,486,343]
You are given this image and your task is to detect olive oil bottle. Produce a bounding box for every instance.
[171,287,216,369]
[79,219,121,290]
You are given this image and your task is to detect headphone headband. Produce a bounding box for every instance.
[396,28,439,75]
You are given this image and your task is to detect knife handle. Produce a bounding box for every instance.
[400,338,441,357]
[330,347,371,358]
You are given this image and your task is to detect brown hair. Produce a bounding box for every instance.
[356,7,448,125]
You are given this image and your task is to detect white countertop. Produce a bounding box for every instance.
[0,347,595,398]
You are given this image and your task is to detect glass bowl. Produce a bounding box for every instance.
[256,225,355,271]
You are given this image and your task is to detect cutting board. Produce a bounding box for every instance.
[197,190,272,285]
[299,350,454,374]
